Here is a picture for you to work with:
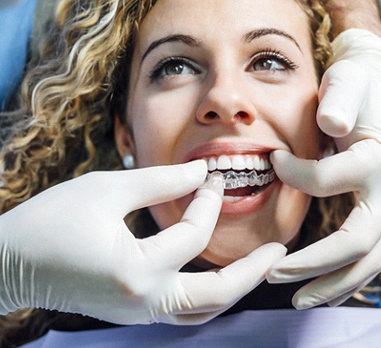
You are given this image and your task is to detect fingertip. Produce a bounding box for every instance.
[270,150,292,165]
[317,60,364,138]
[270,151,294,178]
[248,243,288,265]
[327,299,341,308]
[266,265,293,284]
[198,171,224,198]
[291,294,313,311]
[181,173,223,232]
[263,242,288,258]
[317,112,353,138]
[265,269,284,284]
[182,160,208,182]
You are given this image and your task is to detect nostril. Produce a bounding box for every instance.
[236,111,249,119]
[205,111,218,120]
[200,110,254,124]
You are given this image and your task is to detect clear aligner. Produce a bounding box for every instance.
[207,170,275,190]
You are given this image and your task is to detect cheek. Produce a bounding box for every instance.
[148,201,184,231]
[267,87,320,158]
[128,85,200,168]
[129,99,182,167]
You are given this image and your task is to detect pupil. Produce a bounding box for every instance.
[260,59,272,70]
[166,63,184,75]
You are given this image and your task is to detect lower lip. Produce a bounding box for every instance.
[221,179,280,215]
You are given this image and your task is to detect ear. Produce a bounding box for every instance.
[114,117,135,159]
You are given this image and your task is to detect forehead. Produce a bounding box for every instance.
[136,0,311,51]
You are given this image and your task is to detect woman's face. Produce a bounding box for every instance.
[116,0,322,267]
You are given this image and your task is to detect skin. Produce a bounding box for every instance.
[115,0,323,267]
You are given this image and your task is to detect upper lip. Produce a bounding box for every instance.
[184,142,274,162]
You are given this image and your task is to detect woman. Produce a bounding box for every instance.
[0,0,371,345]
[114,0,332,266]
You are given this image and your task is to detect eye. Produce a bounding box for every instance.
[251,50,298,72]
[163,61,193,75]
[149,57,199,80]
[253,58,287,71]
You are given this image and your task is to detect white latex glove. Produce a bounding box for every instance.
[317,29,381,148]
[267,29,381,309]
[0,161,286,324]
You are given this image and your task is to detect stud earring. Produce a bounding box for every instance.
[122,154,135,169]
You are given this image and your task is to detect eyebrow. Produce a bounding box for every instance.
[141,34,200,63]
[243,28,302,52]
[141,27,301,63]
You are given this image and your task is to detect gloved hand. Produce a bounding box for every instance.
[0,160,286,324]
[317,29,381,148]
[266,29,381,309]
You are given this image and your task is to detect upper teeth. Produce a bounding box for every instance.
[202,154,271,172]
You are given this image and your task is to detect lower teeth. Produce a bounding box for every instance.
[207,169,275,190]
[223,196,244,202]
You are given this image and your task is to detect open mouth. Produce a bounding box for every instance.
[203,154,276,201]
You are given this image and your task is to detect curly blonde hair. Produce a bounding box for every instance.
[0,0,353,345]
[0,0,333,213]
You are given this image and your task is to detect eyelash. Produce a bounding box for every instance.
[251,49,299,71]
[148,49,298,81]
[149,56,198,80]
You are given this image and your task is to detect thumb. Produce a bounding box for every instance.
[317,60,366,138]
[270,149,364,197]
[102,161,208,216]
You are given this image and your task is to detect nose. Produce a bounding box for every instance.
[196,74,257,126]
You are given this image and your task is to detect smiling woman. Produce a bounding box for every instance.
[0,0,353,345]
[114,0,330,266]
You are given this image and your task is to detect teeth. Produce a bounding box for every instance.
[261,158,271,170]
[231,155,246,170]
[246,156,254,170]
[202,154,271,172]
[207,157,217,171]
[253,156,261,170]
[223,196,244,202]
[216,155,231,170]
[207,169,276,190]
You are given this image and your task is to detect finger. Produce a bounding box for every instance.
[146,172,224,267]
[270,141,376,197]
[326,280,373,308]
[169,310,228,326]
[317,60,366,137]
[292,244,381,310]
[177,243,287,314]
[267,207,381,284]
[291,266,374,310]
[94,160,208,216]
[292,237,381,309]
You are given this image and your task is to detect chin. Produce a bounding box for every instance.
[196,187,311,268]
[197,227,301,268]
